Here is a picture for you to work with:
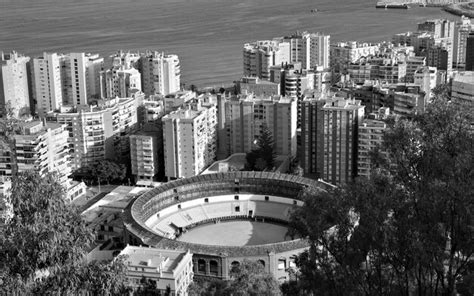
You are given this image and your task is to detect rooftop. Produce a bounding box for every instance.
[453,71,474,84]
[119,245,190,273]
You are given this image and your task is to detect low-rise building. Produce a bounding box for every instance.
[238,77,280,96]
[451,71,474,103]
[119,245,193,296]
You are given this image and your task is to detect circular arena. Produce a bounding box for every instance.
[123,172,333,281]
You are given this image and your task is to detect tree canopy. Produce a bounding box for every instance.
[188,260,281,296]
[0,171,129,294]
[287,99,474,296]
[245,124,277,171]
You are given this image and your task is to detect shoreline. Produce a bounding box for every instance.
[443,2,474,18]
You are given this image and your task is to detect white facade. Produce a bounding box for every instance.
[130,132,160,182]
[49,92,143,170]
[162,100,217,179]
[140,51,181,96]
[414,66,438,98]
[243,40,291,80]
[13,121,71,185]
[101,66,142,99]
[69,53,104,105]
[330,42,380,73]
[283,32,330,69]
[119,246,193,296]
[0,51,30,118]
[33,52,65,116]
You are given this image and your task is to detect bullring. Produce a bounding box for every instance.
[123,171,333,281]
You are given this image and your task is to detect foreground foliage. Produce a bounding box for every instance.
[188,260,281,296]
[288,99,474,296]
[0,171,129,294]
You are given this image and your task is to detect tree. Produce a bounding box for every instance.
[0,171,129,294]
[226,260,281,296]
[288,99,474,295]
[188,260,281,296]
[90,159,127,185]
[245,125,277,171]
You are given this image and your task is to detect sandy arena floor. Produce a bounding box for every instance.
[176,221,290,246]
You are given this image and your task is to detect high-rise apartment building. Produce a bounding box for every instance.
[358,108,389,179]
[100,66,141,99]
[414,66,438,98]
[243,40,290,80]
[466,33,474,71]
[68,53,104,105]
[220,93,297,158]
[453,16,473,69]
[130,130,160,182]
[12,121,71,185]
[330,42,380,74]
[417,19,455,39]
[32,52,104,115]
[426,42,453,73]
[301,96,365,185]
[451,71,474,104]
[162,98,217,179]
[47,92,143,170]
[32,52,66,116]
[348,56,407,84]
[139,51,181,96]
[282,31,330,69]
[0,51,31,118]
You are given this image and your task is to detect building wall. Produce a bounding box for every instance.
[0,52,30,118]
[358,119,387,179]
[139,52,181,96]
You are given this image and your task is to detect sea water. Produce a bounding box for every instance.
[0,0,456,87]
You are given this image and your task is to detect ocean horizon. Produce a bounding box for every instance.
[0,0,457,88]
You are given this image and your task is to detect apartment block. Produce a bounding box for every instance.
[330,41,380,74]
[358,109,389,179]
[162,98,217,179]
[139,51,181,96]
[243,40,290,80]
[466,33,474,71]
[0,51,31,118]
[130,129,160,182]
[238,77,280,96]
[100,66,141,99]
[301,96,365,185]
[348,56,407,84]
[48,92,143,170]
[453,16,473,69]
[282,31,330,69]
[221,93,297,158]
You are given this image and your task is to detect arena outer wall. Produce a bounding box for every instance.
[123,171,334,281]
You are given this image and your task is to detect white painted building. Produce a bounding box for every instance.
[243,40,291,80]
[119,245,193,296]
[162,98,217,179]
[0,51,30,118]
[139,51,181,96]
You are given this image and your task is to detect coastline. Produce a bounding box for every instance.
[443,2,474,17]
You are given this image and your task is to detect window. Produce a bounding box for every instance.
[265,196,269,201]
[178,204,181,209]
[198,259,206,273]
[209,260,219,276]
[278,259,286,270]
[204,198,209,203]
[235,206,240,212]
[293,200,297,205]
[234,195,239,200]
